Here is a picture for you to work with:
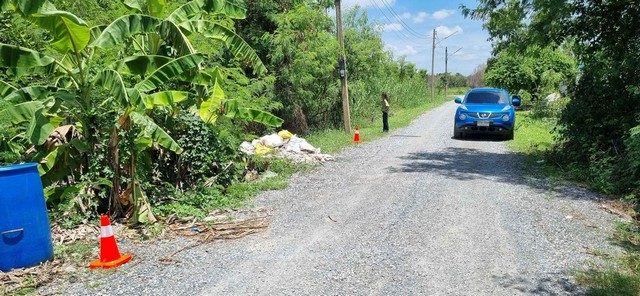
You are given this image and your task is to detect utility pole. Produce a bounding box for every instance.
[430,28,436,100]
[335,0,351,134]
[444,47,461,96]
[445,47,448,96]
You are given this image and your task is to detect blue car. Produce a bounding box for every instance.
[453,88,521,140]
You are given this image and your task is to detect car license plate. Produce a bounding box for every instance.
[477,120,490,127]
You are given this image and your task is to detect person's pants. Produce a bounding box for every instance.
[382,111,389,131]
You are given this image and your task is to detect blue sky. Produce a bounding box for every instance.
[340,0,490,75]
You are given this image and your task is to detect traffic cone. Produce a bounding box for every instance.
[89,215,132,269]
[353,126,361,143]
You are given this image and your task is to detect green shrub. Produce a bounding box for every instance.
[155,111,244,190]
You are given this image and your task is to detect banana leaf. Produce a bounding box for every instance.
[223,99,283,127]
[0,100,44,124]
[143,91,190,109]
[129,111,183,154]
[132,182,157,224]
[135,53,203,93]
[30,10,91,53]
[27,109,62,145]
[15,0,49,15]
[201,0,246,19]
[2,86,73,104]
[0,80,16,98]
[121,0,142,13]
[180,20,266,75]
[199,81,224,123]
[167,1,204,24]
[148,0,165,17]
[115,55,173,77]
[0,44,55,68]
[93,14,162,49]
[159,20,196,55]
[94,69,129,106]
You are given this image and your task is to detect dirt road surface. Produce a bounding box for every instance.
[43,101,621,296]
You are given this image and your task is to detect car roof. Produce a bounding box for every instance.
[467,87,508,93]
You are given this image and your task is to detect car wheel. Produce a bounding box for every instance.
[453,124,463,139]
[505,130,514,141]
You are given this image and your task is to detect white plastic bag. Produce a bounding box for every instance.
[260,134,286,147]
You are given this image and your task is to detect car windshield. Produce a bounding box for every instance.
[465,91,508,104]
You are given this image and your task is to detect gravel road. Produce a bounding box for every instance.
[42,101,622,295]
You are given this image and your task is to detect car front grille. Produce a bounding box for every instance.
[466,112,503,119]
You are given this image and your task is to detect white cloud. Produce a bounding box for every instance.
[436,25,463,37]
[432,9,455,20]
[380,23,403,32]
[400,12,411,19]
[412,12,428,23]
[388,44,419,56]
[456,52,479,61]
[341,0,396,9]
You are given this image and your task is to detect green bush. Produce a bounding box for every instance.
[155,111,244,190]
[153,185,224,219]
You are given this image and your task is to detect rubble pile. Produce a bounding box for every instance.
[239,130,334,163]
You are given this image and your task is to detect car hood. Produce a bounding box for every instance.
[459,103,512,113]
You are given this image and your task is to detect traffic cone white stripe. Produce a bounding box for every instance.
[100,225,114,238]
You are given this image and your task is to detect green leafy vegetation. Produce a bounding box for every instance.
[0,0,283,226]
[464,0,640,204]
[464,0,640,292]
[0,0,442,232]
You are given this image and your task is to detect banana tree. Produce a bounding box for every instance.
[0,0,282,222]
[94,0,271,116]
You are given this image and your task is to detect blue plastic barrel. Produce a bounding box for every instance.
[0,163,53,272]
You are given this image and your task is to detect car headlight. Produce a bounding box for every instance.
[459,113,467,120]
[502,114,510,121]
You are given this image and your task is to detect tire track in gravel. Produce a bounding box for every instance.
[43,101,623,296]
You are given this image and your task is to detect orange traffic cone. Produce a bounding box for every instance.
[353,126,361,143]
[89,215,132,269]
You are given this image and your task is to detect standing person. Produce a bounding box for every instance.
[381,92,390,132]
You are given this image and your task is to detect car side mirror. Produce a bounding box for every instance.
[512,96,521,107]
[454,97,462,104]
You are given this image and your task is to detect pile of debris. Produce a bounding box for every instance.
[167,208,272,241]
[239,130,334,163]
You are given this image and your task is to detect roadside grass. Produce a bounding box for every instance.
[508,109,640,295]
[53,241,94,264]
[306,94,454,154]
[575,222,640,295]
[508,110,563,182]
[154,158,309,219]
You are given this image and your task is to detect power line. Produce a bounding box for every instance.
[372,20,429,50]
[370,2,422,43]
[377,0,431,40]
[436,30,459,45]
[371,0,431,40]
[369,7,428,49]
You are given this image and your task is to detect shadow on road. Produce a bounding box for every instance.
[388,147,523,184]
[388,146,604,203]
[493,273,582,295]
[451,133,507,142]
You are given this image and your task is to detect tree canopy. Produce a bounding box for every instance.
[463,0,640,195]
